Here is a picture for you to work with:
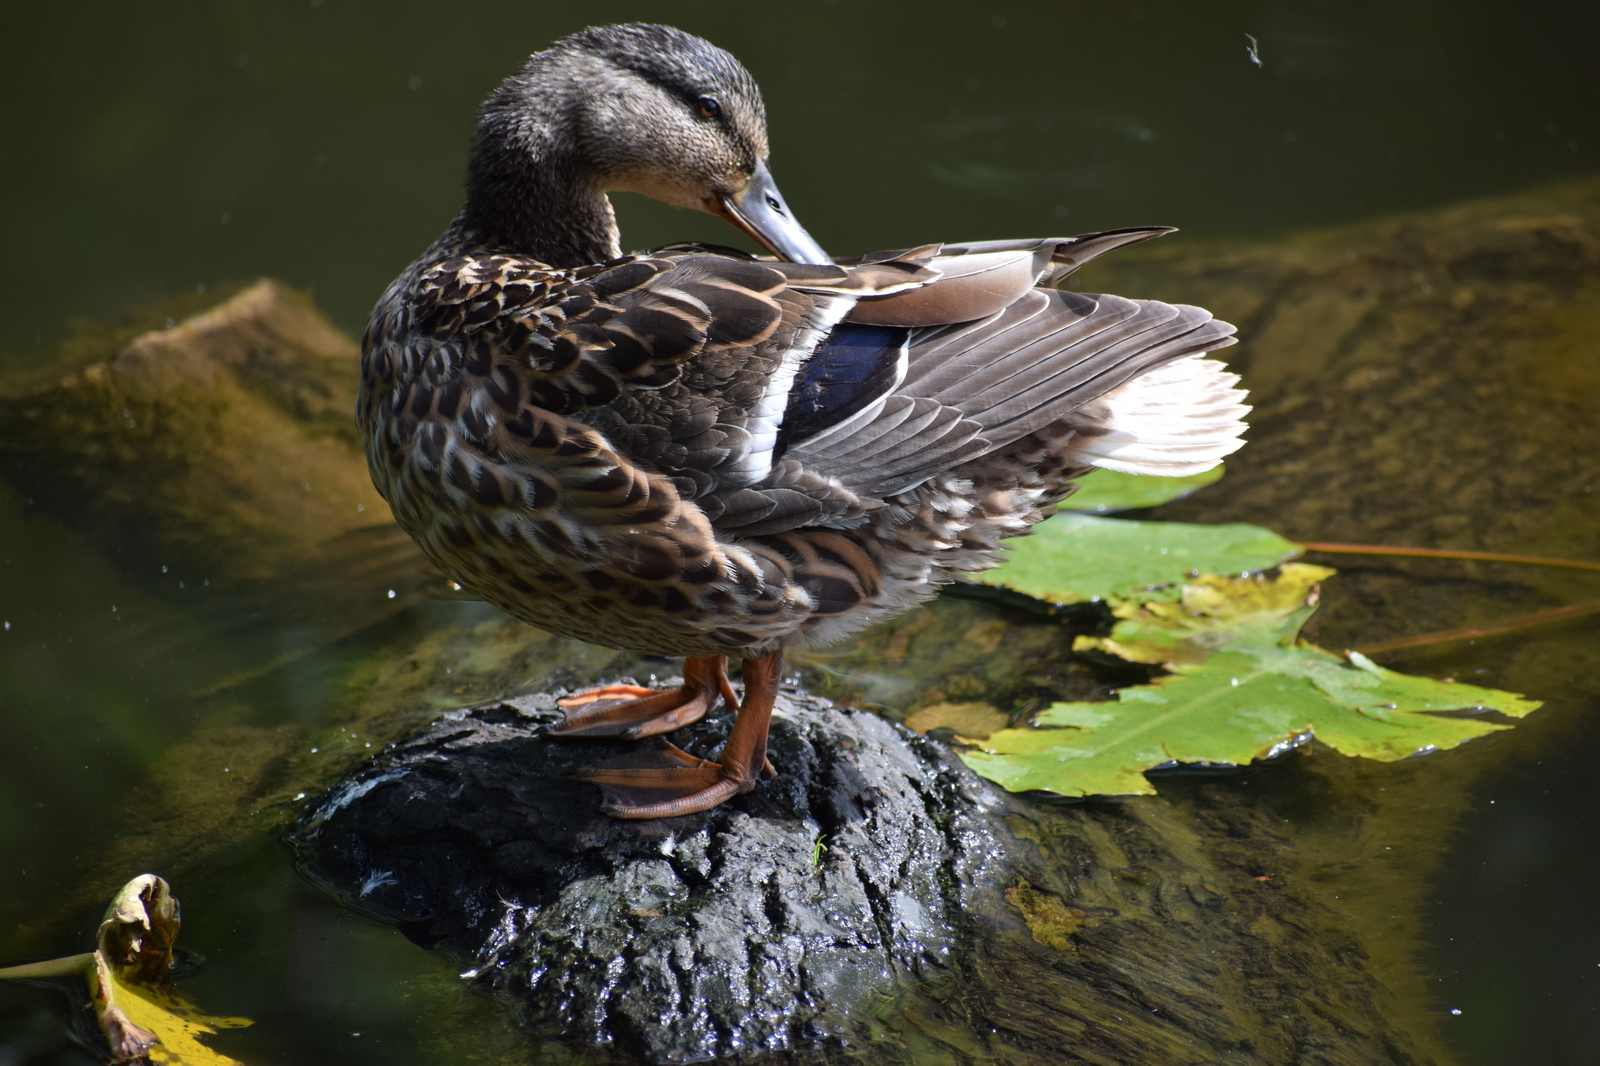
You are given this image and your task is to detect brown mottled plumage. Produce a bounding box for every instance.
[359,24,1249,819]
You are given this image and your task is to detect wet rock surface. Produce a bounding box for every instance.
[291,683,1443,1066]
[291,686,1033,1063]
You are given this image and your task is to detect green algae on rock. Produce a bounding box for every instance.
[1004,880,1089,950]
[0,280,389,582]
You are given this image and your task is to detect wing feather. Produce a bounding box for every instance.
[766,265,1239,502]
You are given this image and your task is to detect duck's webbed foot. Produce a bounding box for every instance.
[575,649,783,819]
[577,739,744,818]
[548,655,737,739]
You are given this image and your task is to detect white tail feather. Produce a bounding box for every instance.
[1063,356,1250,476]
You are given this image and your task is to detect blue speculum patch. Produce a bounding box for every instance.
[776,324,910,455]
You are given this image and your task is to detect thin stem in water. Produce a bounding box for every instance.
[1301,541,1600,574]
[1354,598,1600,656]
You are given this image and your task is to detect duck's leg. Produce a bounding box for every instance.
[578,649,783,819]
[549,655,738,739]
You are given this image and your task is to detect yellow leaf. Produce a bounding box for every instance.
[108,967,252,1066]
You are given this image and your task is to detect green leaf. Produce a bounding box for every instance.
[1062,466,1225,513]
[982,512,1302,605]
[961,564,1541,797]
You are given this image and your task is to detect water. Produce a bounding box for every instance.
[6,1,1598,359]
[3,2,1599,1063]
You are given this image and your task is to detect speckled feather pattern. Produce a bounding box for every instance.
[359,223,1242,661]
[365,230,894,656]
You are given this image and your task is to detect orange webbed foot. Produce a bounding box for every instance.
[571,649,784,820]
[576,739,746,819]
[547,656,734,740]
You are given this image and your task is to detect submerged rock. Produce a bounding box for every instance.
[291,687,1033,1063]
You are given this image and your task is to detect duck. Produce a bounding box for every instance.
[358,23,1248,819]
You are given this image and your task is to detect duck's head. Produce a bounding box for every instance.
[465,24,831,266]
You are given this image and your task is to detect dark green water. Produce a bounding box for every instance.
[7,0,1600,357]
[3,2,1599,1063]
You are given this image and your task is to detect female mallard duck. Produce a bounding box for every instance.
[360,24,1248,819]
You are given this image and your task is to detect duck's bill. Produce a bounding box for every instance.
[716,161,833,265]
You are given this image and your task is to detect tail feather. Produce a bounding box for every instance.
[1062,356,1250,476]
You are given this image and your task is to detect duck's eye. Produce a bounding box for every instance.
[696,96,721,119]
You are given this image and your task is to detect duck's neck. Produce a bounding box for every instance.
[459,119,622,267]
